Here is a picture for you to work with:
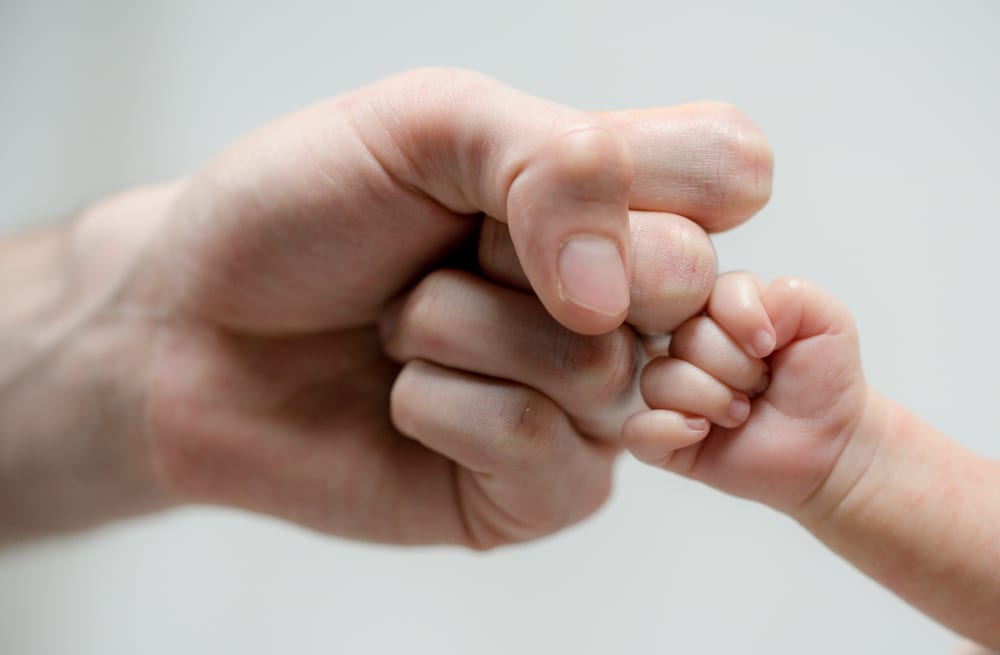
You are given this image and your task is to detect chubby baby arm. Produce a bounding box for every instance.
[625,273,1000,648]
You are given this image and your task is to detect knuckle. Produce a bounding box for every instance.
[668,316,714,361]
[599,329,641,401]
[396,271,460,356]
[629,218,717,333]
[389,68,498,106]
[639,357,695,407]
[718,269,756,288]
[543,123,634,199]
[773,274,807,293]
[501,387,564,470]
[559,327,638,405]
[698,104,774,228]
[638,355,673,393]
[387,363,423,438]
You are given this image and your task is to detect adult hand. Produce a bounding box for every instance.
[2,68,771,547]
[377,214,724,547]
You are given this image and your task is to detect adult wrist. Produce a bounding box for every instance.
[0,182,184,542]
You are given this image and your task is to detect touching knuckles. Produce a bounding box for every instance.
[478,212,721,337]
[382,267,643,438]
[639,358,749,429]
[555,325,639,409]
[627,213,718,333]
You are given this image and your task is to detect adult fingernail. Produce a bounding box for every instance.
[750,329,775,358]
[558,236,629,316]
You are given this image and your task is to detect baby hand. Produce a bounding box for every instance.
[624,273,874,520]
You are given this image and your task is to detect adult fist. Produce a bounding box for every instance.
[114,68,773,547]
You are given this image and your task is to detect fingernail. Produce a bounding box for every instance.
[752,373,771,396]
[750,329,775,358]
[686,416,709,432]
[727,396,751,422]
[558,236,629,316]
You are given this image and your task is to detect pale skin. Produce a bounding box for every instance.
[0,68,773,547]
[619,272,1000,649]
[390,255,1000,646]
[4,64,991,651]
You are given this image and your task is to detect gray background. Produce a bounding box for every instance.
[1,1,997,653]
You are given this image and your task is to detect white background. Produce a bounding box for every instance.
[1,1,998,653]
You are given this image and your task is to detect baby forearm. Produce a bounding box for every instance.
[0,186,178,543]
[809,396,1000,648]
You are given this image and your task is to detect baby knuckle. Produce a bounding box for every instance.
[638,356,673,395]
[668,316,714,361]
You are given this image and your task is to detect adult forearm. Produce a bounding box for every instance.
[0,184,180,543]
[809,398,1000,648]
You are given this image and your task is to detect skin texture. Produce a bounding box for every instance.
[622,273,1000,649]
[0,68,773,547]
[392,262,1000,644]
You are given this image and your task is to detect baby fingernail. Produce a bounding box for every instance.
[750,329,775,358]
[686,416,709,432]
[727,396,750,422]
